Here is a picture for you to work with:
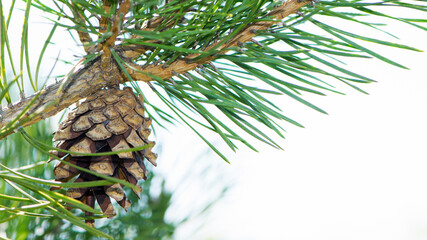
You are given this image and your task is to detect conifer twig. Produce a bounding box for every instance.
[122,0,310,82]
[71,3,95,54]
[0,0,310,139]
[99,0,131,71]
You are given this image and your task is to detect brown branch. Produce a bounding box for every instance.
[73,0,131,55]
[102,0,131,52]
[0,0,309,139]
[0,57,123,139]
[114,44,151,60]
[99,0,112,35]
[122,0,310,82]
[71,3,96,54]
[122,1,191,60]
[100,0,131,69]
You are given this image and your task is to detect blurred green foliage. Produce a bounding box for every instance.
[0,121,54,240]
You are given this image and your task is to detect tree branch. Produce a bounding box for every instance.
[101,0,131,54]
[100,0,131,69]
[99,0,112,35]
[0,57,123,139]
[71,3,96,54]
[121,0,192,60]
[122,0,309,82]
[0,0,309,139]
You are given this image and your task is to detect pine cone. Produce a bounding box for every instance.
[50,87,157,226]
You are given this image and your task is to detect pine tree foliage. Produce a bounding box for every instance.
[0,0,426,238]
[0,120,217,240]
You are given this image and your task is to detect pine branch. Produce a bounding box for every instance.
[121,1,201,60]
[99,0,112,35]
[0,0,309,139]
[122,0,310,81]
[100,0,131,54]
[0,56,123,139]
[70,3,95,54]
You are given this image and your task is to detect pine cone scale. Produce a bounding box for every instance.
[88,110,108,123]
[86,124,112,141]
[53,125,84,141]
[115,103,132,117]
[69,138,96,155]
[72,115,93,132]
[103,105,120,119]
[105,183,125,202]
[106,117,129,135]
[94,188,116,218]
[124,112,143,129]
[126,129,145,148]
[89,155,115,175]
